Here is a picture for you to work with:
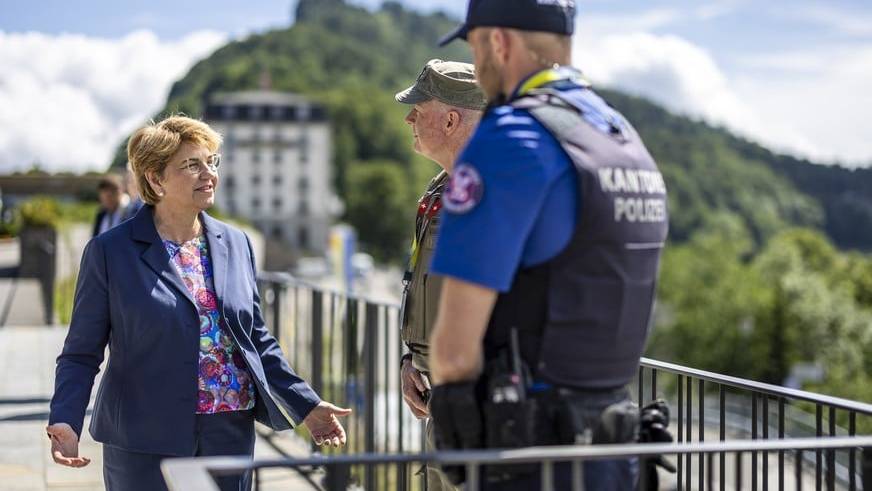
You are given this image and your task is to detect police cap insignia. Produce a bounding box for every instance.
[443,164,483,214]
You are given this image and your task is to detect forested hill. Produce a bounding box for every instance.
[111,0,872,255]
[602,89,872,250]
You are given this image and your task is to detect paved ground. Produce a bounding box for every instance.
[0,326,318,491]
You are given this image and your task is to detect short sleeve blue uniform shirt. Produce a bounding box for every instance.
[430,70,585,292]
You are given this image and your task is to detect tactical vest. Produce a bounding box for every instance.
[484,87,669,389]
[400,172,448,373]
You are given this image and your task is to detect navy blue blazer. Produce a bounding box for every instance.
[50,205,321,456]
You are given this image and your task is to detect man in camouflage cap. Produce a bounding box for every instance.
[395,59,486,491]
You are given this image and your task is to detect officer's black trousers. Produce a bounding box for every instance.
[481,458,638,491]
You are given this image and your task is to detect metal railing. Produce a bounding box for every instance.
[224,273,872,491]
[637,360,872,491]
[162,436,872,491]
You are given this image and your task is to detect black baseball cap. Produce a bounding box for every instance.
[439,0,576,46]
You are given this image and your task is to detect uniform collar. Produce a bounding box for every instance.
[510,66,589,101]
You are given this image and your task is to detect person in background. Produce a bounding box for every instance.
[91,174,130,237]
[48,115,351,491]
[395,58,486,491]
[124,161,145,217]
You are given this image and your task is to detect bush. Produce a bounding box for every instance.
[19,197,61,228]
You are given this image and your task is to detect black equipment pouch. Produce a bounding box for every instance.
[554,389,640,445]
[430,381,484,486]
[483,329,537,449]
[483,372,538,449]
[481,329,540,481]
[430,381,484,451]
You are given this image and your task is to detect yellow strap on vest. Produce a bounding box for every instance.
[517,67,591,98]
[517,68,566,97]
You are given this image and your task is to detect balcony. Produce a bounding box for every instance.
[161,273,872,490]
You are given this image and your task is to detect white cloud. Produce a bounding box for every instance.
[693,0,746,21]
[734,43,872,165]
[578,9,682,34]
[574,30,822,160]
[0,29,227,172]
[785,4,872,37]
[571,8,872,166]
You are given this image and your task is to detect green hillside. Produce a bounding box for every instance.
[110,0,872,406]
[602,89,872,250]
[112,0,872,255]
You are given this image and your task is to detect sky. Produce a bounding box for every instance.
[1,0,870,172]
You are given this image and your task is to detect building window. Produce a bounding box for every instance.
[273,175,283,185]
[273,151,283,164]
[252,198,261,209]
[253,150,261,164]
[223,127,235,148]
[299,134,310,163]
[272,226,283,239]
[298,105,311,121]
[273,198,282,210]
[222,105,236,119]
[298,177,309,191]
[299,201,309,216]
[225,176,235,188]
[252,175,261,186]
[299,226,309,249]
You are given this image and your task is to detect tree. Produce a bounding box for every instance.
[343,161,414,263]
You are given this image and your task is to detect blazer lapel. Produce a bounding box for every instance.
[131,205,197,309]
[201,212,228,303]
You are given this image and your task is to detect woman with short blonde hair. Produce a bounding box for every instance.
[48,115,350,491]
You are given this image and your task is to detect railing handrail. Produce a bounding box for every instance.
[162,436,872,490]
[257,272,872,417]
[257,271,400,310]
[640,358,872,415]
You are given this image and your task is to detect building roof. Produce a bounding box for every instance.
[209,90,313,106]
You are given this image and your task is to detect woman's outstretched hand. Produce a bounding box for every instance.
[46,423,91,467]
[302,401,352,447]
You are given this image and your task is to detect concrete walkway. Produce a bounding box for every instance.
[0,326,317,490]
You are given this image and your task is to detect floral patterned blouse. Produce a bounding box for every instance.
[163,235,256,414]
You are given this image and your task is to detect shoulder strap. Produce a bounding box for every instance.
[513,88,630,144]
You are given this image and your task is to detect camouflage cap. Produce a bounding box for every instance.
[395,59,487,111]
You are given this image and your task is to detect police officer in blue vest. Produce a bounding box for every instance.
[427,1,669,489]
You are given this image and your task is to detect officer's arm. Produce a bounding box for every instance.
[429,277,498,384]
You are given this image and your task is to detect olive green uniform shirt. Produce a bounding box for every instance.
[400,171,448,373]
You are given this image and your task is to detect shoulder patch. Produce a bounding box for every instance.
[443,164,483,214]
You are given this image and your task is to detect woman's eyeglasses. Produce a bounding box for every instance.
[179,154,221,176]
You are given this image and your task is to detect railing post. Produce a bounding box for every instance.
[752,392,758,491]
[778,398,785,491]
[310,289,324,458]
[826,407,836,491]
[686,376,692,491]
[849,412,857,491]
[862,448,871,491]
[311,290,324,396]
[272,282,283,341]
[364,303,378,491]
[699,379,705,491]
[678,374,684,489]
[395,305,408,491]
[815,404,822,491]
[324,463,350,491]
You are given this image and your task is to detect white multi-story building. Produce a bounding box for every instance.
[204,91,337,256]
